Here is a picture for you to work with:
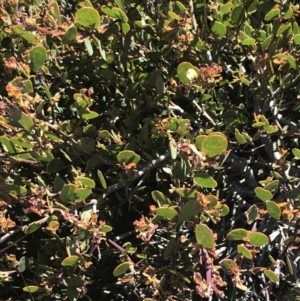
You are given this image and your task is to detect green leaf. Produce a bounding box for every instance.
[242,37,256,46]
[75,7,101,30]
[152,190,171,206]
[100,70,117,81]
[24,222,41,235]
[220,3,233,15]
[47,158,67,173]
[285,188,300,199]
[62,26,77,44]
[97,170,107,189]
[49,1,62,24]
[177,199,201,224]
[29,46,47,73]
[219,204,229,217]
[77,177,95,188]
[19,256,30,272]
[235,129,246,144]
[292,148,300,159]
[231,5,244,24]
[84,37,93,56]
[220,259,238,271]
[195,224,215,249]
[226,228,248,240]
[247,232,269,247]
[265,7,280,21]
[60,184,76,203]
[113,262,131,277]
[177,62,199,84]
[293,34,300,44]
[12,25,38,45]
[266,201,281,220]
[101,225,112,233]
[117,150,141,164]
[201,133,228,157]
[74,188,92,202]
[114,0,125,11]
[157,207,178,219]
[61,255,79,267]
[194,172,217,188]
[79,109,99,120]
[246,205,258,224]
[175,188,202,200]
[264,180,279,191]
[23,286,46,293]
[264,269,279,282]
[9,108,34,131]
[164,238,176,258]
[237,244,253,259]
[2,184,27,196]
[211,21,226,38]
[155,74,165,95]
[254,187,273,201]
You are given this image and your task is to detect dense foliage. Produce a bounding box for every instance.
[1,0,300,300]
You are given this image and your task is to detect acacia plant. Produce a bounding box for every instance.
[1,0,300,300]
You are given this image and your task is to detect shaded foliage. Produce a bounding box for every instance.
[0,0,300,300]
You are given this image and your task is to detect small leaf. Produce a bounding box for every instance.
[157,207,178,219]
[23,286,46,293]
[175,188,202,200]
[49,1,61,24]
[13,26,38,45]
[47,158,67,173]
[62,26,77,44]
[231,5,243,23]
[152,190,171,206]
[266,201,281,220]
[237,244,253,259]
[254,187,273,201]
[117,150,141,164]
[60,184,76,203]
[79,109,99,120]
[9,108,34,131]
[220,259,238,271]
[2,184,27,196]
[195,224,215,249]
[19,256,30,272]
[285,188,300,199]
[264,180,279,191]
[245,205,258,224]
[101,225,112,233]
[177,199,201,224]
[202,133,228,157]
[113,262,131,277]
[97,170,107,189]
[29,46,47,73]
[194,172,217,188]
[219,204,229,217]
[264,269,279,282]
[155,74,165,95]
[75,7,101,30]
[211,21,226,38]
[77,177,95,188]
[24,222,41,235]
[242,37,256,46]
[265,7,280,21]
[226,228,248,240]
[61,255,79,267]
[177,62,199,84]
[293,34,300,44]
[74,188,92,202]
[292,148,300,159]
[235,129,246,144]
[247,232,269,247]
[164,238,176,258]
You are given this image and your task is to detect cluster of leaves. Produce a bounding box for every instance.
[1,0,300,300]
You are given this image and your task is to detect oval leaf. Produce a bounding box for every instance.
[152,190,171,206]
[266,201,281,220]
[61,255,79,267]
[202,133,228,158]
[177,199,201,224]
[254,187,273,201]
[264,269,279,282]
[237,244,253,259]
[194,172,217,188]
[113,262,131,277]
[211,21,226,38]
[247,232,269,247]
[195,224,215,249]
[157,207,178,219]
[226,228,248,241]
[29,46,47,73]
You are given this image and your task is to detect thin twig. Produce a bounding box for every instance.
[192,100,216,126]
